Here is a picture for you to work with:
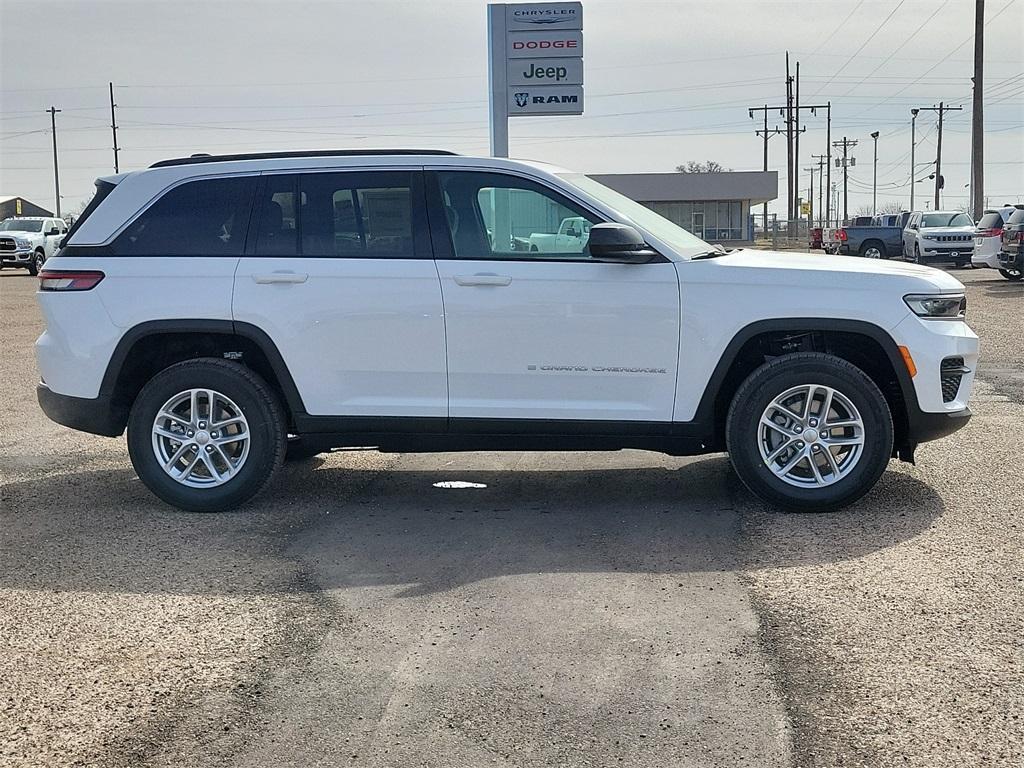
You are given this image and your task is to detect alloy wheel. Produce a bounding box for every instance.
[151,388,251,488]
[758,384,865,488]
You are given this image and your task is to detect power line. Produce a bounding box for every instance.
[809,0,907,98]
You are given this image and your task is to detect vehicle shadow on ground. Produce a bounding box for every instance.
[0,454,943,596]
[981,278,1024,297]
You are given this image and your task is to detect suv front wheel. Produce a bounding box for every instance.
[726,353,893,512]
[127,359,286,512]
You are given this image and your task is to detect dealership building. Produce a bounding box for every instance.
[588,171,778,244]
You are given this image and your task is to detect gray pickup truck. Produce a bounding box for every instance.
[825,212,909,259]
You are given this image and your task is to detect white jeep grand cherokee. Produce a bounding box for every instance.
[36,150,977,512]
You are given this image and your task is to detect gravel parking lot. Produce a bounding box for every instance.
[2,265,1021,767]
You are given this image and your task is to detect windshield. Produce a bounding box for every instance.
[921,212,973,228]
[0,219,43,232]
[558,173,711,256]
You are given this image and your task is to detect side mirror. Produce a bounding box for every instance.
[587,223,658,264]
[48,227,60,235]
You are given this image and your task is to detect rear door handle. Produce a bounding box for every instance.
[453,274,512,287]
[253,271,308,284]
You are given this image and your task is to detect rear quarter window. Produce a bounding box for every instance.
[113,176,256,256]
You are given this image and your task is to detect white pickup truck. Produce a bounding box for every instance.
[529,216,591,253]
[0,216,67,275]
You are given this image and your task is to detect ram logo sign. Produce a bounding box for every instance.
[507,86,584,115]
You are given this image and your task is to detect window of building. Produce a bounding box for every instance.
[642,200,744,240]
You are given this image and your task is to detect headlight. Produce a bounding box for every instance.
[14,237,30,248]
[904,293,966,319]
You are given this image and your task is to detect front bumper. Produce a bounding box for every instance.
[37,382,126,437]
[919,244,973,262]
[1,248,33,265]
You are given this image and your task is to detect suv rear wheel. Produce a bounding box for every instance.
[726,353,893,512]
[127,359,286,512]
[999,268,1023,281]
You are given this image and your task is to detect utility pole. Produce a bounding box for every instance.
[910,108,920,211]
[109,82,120,174]
[785,52,794,226]
[749,104,785,234]
[46,106,62,218]
[825,101,832,227]
[915,102,963,209]
[870,131,880,214]
[812,154,827,227]
[794,61,801,224]
[833,137,858,222]
[970,0,985,219]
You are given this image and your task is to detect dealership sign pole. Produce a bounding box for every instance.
[488,2,583,158]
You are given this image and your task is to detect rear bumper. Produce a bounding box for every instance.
[998,250,1022,270]
[37,382,126,437]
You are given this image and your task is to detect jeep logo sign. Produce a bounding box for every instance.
[507,86,585,115]
[507,57,583,86]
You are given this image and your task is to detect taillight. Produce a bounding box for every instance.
[38,270,105,291]
[976,228,1002,237]
[837,228,848,241]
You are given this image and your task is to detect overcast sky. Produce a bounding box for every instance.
[2,0,1022,217]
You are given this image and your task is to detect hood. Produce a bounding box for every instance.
[0,229,39,238]
[696,249,964,293]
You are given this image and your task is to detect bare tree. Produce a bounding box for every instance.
[676,161,732,173]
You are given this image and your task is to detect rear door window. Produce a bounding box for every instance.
[298,171,419,258]
[114,176,256,256]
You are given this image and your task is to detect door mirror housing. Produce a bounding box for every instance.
[48,227,60,236]
[587,223,658,264]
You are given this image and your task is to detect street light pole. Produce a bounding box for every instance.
[870,131,880,214]
[910,109,919,211]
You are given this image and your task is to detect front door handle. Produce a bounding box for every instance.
[453,274,512,287]
[253,271,308,284]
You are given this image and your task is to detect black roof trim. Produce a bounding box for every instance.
[150,149,458,168]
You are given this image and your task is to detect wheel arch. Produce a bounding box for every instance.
[100,320,305,431]
[693,318,916,456]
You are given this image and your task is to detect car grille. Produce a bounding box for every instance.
[933,234,972,242]
[0,238,15,252]
[940,357,966,403]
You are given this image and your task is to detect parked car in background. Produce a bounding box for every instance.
[808,226,824,250]
[997,208,1024,281]
[529,216,591,252]
[902,211,975,268]
[825,220,903,259]
[972,209,1012,270]
[0,217,67,274]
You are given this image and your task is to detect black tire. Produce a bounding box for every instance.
[726,352,893,512]
[913,244,924,265]
[127,358,286,512]
[28,250,44,276]
[859,240,884,259]
[999,268,1023,281]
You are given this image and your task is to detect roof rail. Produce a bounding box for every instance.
[149,149,458,168]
